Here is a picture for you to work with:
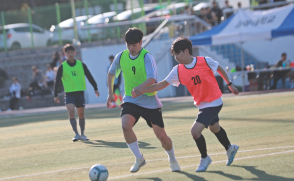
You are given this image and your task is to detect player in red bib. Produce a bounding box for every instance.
[132,37,239,172]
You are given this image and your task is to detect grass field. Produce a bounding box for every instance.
[1,91,294,181]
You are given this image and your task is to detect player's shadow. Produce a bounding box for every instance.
[175,171,207,181]
[137,178,163,181]
[206,171,243,180]
[83,140,156,149]
[232,165,294,180]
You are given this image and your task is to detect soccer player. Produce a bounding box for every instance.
[132,37,239,172]
[107,55,122,108]
[54,44,99,142]
[107,28,180,173]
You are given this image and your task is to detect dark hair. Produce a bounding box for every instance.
[109,55,114,59]
[53,51,60,59]
[31,65,37,71]
[282,52,287,56]
[63,44,75,53]
[124,27,143,44]
[171,37,192,55]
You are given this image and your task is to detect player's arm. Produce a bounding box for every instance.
[217,65,239,95]
[132,80,170,98]
[131,53,158,96]
[83,63,99,97]
[53,65,63,103]
[107,72,115,108]
[107,54,121,108]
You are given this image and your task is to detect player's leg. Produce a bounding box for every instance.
[192,105,224,172]
[210,121,239,166]
[122,114,145,172]
[66,103,80,142]
[191,121,212,172]
[121,103,145,172]
[152,124,180,172]
[76,94,88,140]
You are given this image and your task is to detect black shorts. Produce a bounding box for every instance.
[121,102,164,128]
[196,104,223,128]
[64,93,85,108]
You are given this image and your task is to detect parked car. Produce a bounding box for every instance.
[113,7,155,22]
[49,15,92,44]
[86,11,117,40]
[0,23,51,50]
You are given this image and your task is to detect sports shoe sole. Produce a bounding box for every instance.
[73,139,79,142]
[226,146,239,166]
[130,160,146,173]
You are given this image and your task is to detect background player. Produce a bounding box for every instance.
[54,44,99,142]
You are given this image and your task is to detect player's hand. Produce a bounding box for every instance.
[106,94,115,108]
[131,86,144,98]
[54,97,60,103]
[229,85,239,95]
[95,90,100,97]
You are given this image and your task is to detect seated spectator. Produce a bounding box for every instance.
[50,51,61,69]
[247,65,258,91]
[198,8,207,22]
[45,64,56,91]
[28,66,45,97]
[206,6,217,26]
[60,50,67,62]
[223,0,234,19]
[237,2,242,8]
[270,52,290,89]
[0,68,8,88]
[211,1,223,25]
[8,77,21,111]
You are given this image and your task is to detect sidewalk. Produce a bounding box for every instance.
[0,89,292,118]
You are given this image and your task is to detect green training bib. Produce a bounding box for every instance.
[120,48,157,96]
[61,60,86,93]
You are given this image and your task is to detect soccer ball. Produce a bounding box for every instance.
[89,164,109,181]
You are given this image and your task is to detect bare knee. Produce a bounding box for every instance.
[209,124,220,134]
[68,111,75,119]
[155,131,167,141]
[191,129,201,139]
[121,122,132,132]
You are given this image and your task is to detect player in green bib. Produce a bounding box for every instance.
[54,44,99,142]
[107,28,180,173]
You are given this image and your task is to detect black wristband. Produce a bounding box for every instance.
[227,82,232,86]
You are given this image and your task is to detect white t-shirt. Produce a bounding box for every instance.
[46,70,55,82]
[10,82,21,98]
[165,57,223,109]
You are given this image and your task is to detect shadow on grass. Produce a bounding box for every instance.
[83,140,156,149]
[175,171,207,181]
[0,102,194,128]
[206,170,243,180]
[232,165,294,180]
[163,116,293,124]
[137,177,163,181]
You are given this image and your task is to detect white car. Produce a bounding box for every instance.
[0,23,51,50]
[49,15,92,44]
[86,11,117,40]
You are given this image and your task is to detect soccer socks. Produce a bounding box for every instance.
[79,118,85,135]
[165,147,177,161]
[194,134,208,158]
[214,127,231,151]
[70,118,79,135]
[127,141,144,159]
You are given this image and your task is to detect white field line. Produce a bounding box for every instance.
[0,145,294,181]
[109,150,294,180]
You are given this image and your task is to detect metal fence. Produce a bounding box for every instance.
[0,0,196,52]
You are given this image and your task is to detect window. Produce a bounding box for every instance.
[0,29,9,34]
[13,27,30,32]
